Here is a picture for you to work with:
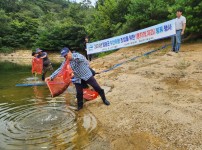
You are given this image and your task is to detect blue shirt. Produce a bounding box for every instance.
[50,53,92,83]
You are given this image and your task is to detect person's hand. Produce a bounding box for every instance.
[71,77,77,83]
[181,31,184,35]
[45,77,51,82]
[41,55,47,59]
[71,73,74,78]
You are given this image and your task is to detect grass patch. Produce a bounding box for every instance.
[0,47,14,54]
[96,50,116,58]
[175,60,191,70]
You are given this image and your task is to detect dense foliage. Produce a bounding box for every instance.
[0,0,201,53]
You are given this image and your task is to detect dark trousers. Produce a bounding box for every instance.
[42,64,53,81]
[88,54,92,61]
[75,76,106,107]
[84,51,92,61]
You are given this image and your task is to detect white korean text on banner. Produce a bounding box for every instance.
[87,19,176,54]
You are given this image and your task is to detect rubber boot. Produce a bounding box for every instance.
[99,89,110,105]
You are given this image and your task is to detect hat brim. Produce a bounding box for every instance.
[36,50,42,53]
[61,52,68,57]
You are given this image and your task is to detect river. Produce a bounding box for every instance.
[0,61,99,150]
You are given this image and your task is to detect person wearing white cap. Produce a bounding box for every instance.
[36,48,53,81]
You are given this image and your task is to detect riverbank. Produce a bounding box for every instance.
[85,42,202,149]
[0,50,63,65]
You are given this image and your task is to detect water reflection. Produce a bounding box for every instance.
[0,61,98,149]
[33,86,49,106]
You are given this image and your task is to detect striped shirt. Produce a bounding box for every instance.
[50,53,92,83]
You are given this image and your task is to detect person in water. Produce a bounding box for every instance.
[32,52,38,57]
[36,48,53,81]
[45,47,110,111]
[32,52,42,75]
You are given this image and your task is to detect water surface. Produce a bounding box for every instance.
[0,61,98,150]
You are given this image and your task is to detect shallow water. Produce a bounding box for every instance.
[0,61,98,150]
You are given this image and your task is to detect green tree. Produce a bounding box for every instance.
[88,0,130,41]
[81,0,93,9]
[0,0,19,12]
[8,13,39,48]
[1,0,201,53]
[35,22,86,51]
[0,9,12,52]
[122,0,170,33]
[168,0,202,34]
[0,9,11,40]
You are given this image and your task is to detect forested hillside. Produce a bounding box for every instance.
[0,0,201,52]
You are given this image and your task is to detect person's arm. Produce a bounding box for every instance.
[83,42,87,51]
[181,23,186,35]
[45,61,65,82]
[41,55,47,58]
[181,17,186,35]
[41,52,47,58]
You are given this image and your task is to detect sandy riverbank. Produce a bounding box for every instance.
[84,42,202,149]
[0,50,63,65]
